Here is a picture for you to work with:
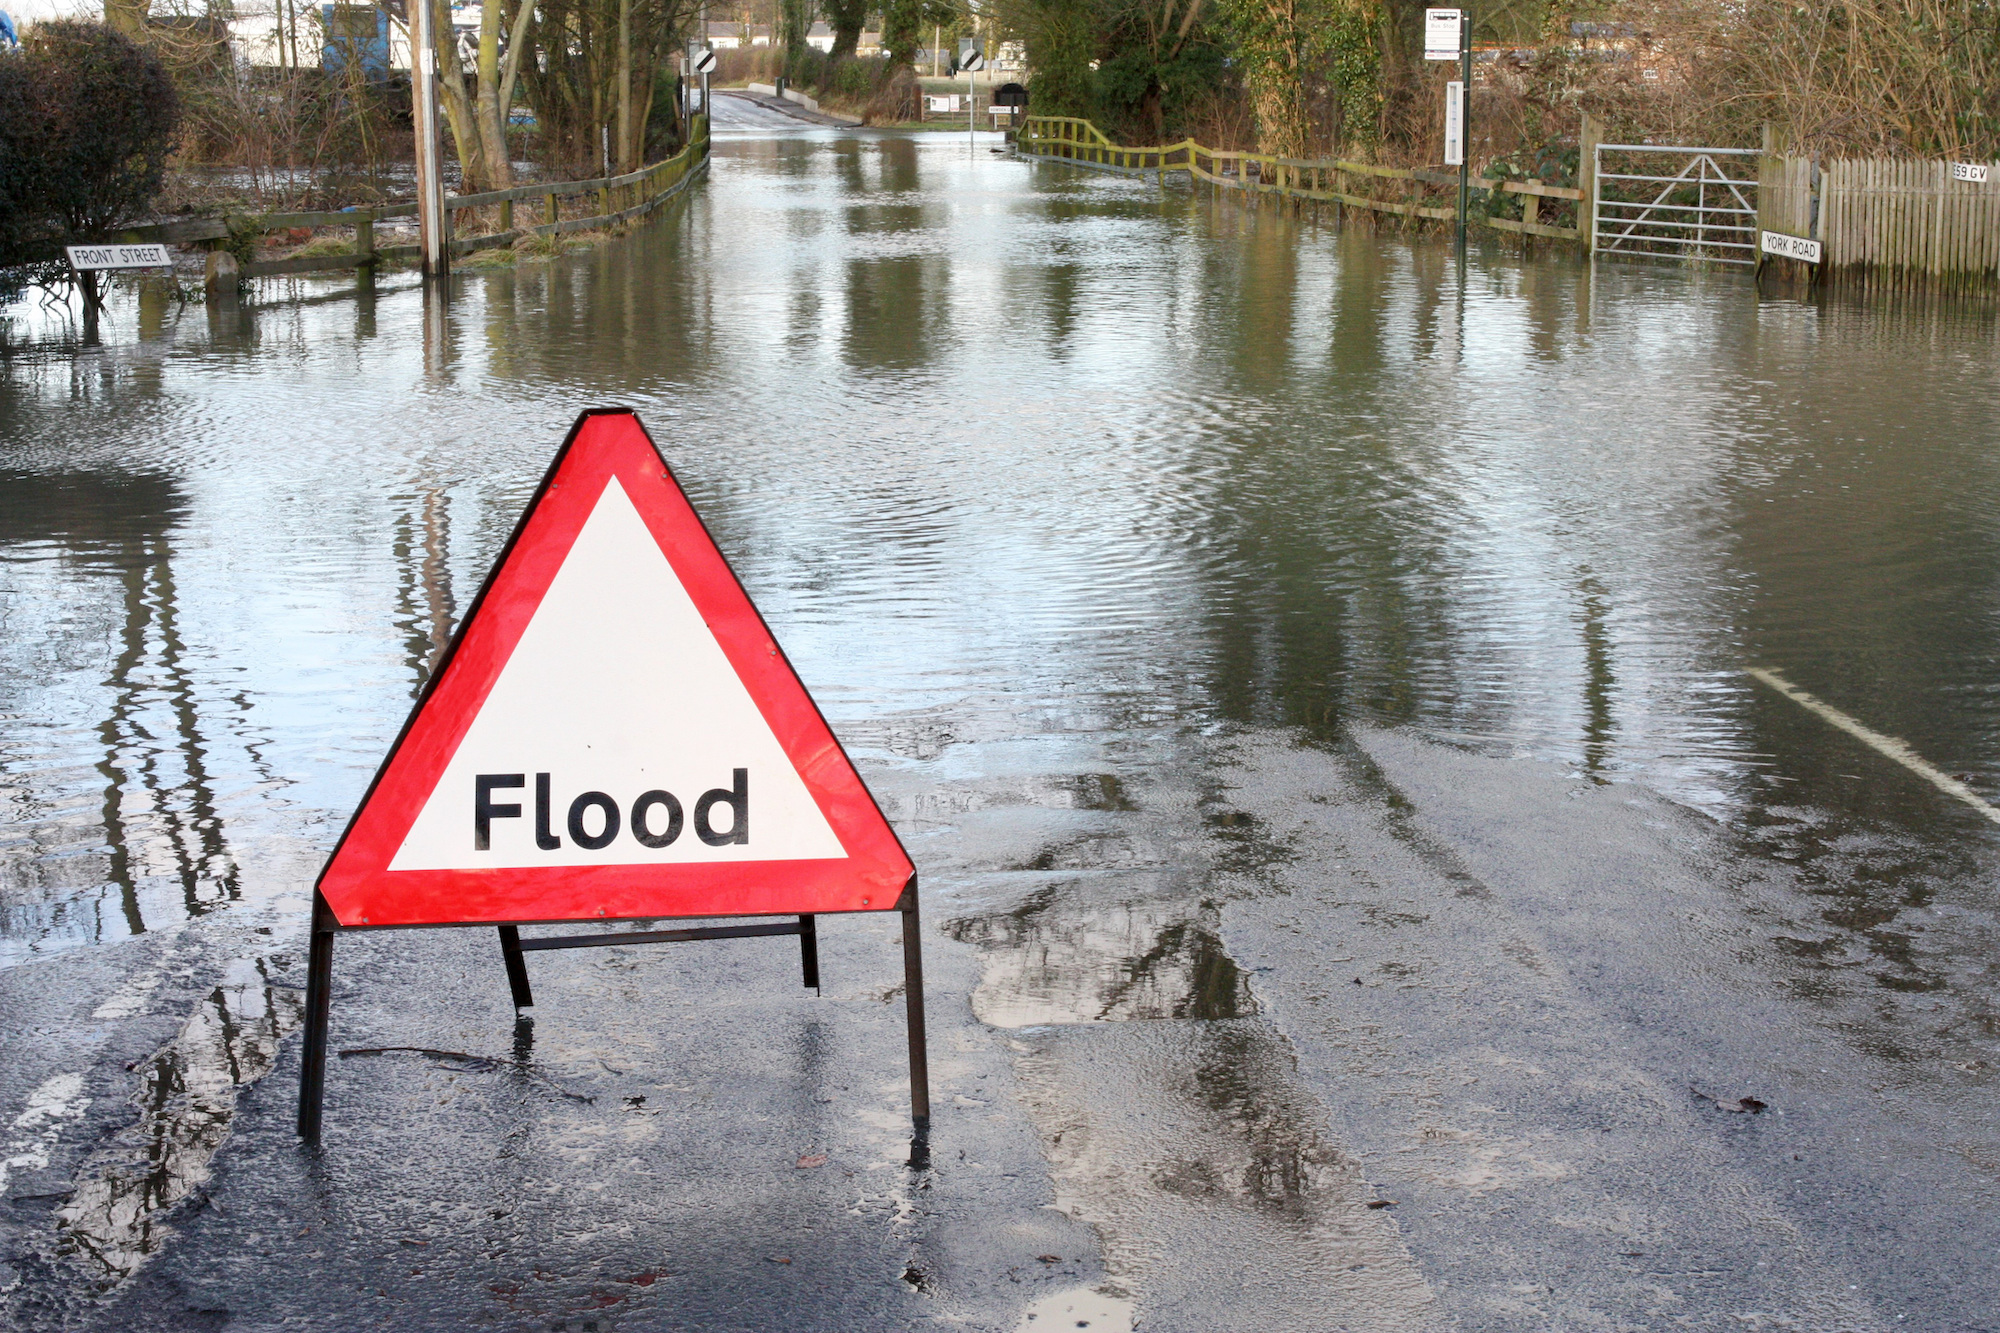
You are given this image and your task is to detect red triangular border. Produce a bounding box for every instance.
[315,409,914,928]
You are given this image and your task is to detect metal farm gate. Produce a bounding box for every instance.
[1592,144,1760,266]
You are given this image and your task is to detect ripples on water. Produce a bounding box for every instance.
[4,130,2000,964]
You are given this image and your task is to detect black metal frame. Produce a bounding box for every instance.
[297,876,928,1142]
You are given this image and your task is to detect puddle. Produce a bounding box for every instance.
[57,956,301,1280]
[945,884,1256,1027]
[1016,1286,1136,1332]
[1010,1019,1439,1331]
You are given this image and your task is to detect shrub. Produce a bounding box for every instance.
[828,55,885,104]
[7,22,180,251]
[0,20,179,328]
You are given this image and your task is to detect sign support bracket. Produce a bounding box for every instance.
[296,880,928,1140]
[298,892,338,1142]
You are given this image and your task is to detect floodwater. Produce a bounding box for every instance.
[2,100,1998,1330]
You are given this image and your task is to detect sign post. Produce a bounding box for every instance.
[297,409,928,1143]
[411,0,447,279]
[1426,8,1470,263]
[689,47,717,123]
[960,41,984,147]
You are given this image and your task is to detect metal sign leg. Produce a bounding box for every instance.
[899,879,931,1133]
[498,925,535,1008]
[297,894,338,1141]
[798,914,820,992]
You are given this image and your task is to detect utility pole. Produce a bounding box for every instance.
[412,0,448,280]
[1456,9,1471,265]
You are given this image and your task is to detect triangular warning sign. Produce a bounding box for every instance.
[317,410,915,928]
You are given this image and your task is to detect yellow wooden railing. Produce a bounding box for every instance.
[1015,115,1584,241]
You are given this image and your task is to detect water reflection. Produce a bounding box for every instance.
[0,470,239,955]
[0,131,1995,1033]
[58,958,301,1278]
[946,880,1254,1026]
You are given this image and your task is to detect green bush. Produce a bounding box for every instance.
[787,46,827,92]
[829,55,883,102]
[0,20,179,322]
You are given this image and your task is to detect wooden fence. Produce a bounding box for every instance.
[117,115,709,285]
[1022,116,2000,295]
[1015,116,1584,244]
[1814,159,2000,294]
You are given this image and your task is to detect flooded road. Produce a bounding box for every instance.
[3,115,1999,1330]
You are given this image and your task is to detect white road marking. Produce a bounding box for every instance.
[0,1072,91,1193]
[1747,667,2000,826]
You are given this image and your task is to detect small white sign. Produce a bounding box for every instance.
[1425,8,1463,60]
[927,95,960,113]
[1951,161,1989,184]
[1444,81,1464,166]
[1760,230,1822,264]
[692,47,717,75]
[988,105,1015,118]
[66,243,172,271]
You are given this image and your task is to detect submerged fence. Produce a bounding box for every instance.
[1018,115,2000,296]
[117,115,710,287]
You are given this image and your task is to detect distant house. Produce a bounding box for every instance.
[703,20,872,54]
[322,2,391,80]
[704,21,771,49]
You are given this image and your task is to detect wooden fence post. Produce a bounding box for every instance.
[1579,111,1601,255]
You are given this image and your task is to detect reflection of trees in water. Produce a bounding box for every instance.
[94,528,238,931]
[391,486,457,691]
[0,470,237,945]
[1155,1021,1355,1221]
[945,878,1255,1025]
[59,960,302,1279]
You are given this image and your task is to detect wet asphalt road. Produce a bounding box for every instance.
[3,114,2000,1331]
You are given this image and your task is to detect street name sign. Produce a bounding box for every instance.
[1951,161,1989,184]
[66,243,171,270]
[1760,229,1822,264]
[1425,8,1462,60]
[298,408,928,1141]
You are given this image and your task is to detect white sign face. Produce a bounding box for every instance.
[66,244,172,271]
[1760,230,1822,264]
[1952,161,1989,184]
[928,95,960,112]
[1425,8,1463,60]
[962,52,984,71]
[1444,81,1465,166]
[389,477,847,871]
[693,48,717,74]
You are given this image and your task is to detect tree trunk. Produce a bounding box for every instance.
[476,0,513,188]
[617,0,633,170]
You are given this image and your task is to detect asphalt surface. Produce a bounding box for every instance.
[3,117,1999,1333]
